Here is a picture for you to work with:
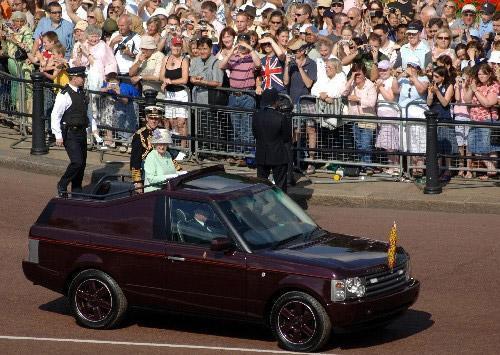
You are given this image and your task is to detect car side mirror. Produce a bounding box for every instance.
[210,237,233,252]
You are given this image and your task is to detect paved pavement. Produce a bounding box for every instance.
[1,125,500,214]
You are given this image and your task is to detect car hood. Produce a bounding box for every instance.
[260,232,406,277]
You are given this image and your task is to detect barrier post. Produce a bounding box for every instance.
[31,72,48,155]
[423,110,442,194]
[143,89,158,107]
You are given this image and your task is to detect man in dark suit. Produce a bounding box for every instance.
[252,88,292,192]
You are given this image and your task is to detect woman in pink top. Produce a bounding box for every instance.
[463,63,499,180]
[343,61,377,169]
[454,66,473,178]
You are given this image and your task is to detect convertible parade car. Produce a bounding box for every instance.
[23,165,420,352]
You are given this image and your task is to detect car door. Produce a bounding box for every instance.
[164,198,247,317]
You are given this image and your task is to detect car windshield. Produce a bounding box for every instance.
[217,188,318,250]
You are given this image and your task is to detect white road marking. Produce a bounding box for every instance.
[0,335,336,354]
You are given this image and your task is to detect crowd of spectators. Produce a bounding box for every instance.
[0,0,499,177]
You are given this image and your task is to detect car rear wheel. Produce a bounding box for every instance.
[270,291,331,352]
[68,269,127,329]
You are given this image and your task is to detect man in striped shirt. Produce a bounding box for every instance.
[219,33,262,165]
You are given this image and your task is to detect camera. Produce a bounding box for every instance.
[389,7,396,14]
[359,44,372,55]
[168,25,177,31]
[116,42,127,51]
[184,19,192,25]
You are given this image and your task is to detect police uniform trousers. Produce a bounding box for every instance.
[257,164,288,193]
[58,126,87,192]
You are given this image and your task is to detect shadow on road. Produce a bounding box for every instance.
[39,297,431,350]
[128,309,275,342]
[38,297,275,342]
[326,309,434,351]
[39,296,71,316]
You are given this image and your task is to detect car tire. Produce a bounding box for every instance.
[68,269,127,329]
[270,291,331,352]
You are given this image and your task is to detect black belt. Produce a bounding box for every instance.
[63,125,87,131]
[231,91,252,97]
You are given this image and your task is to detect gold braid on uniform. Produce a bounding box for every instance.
[131,168,142,183]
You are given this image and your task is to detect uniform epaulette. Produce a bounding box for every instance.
[136,126,148,134]
[60,84,71,94]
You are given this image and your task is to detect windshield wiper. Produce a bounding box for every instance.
[272,233,304,250]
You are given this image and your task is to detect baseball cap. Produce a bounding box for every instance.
[406,22,423,34]
[171,37,183,46]
[480,2,495,15]
[462,4,477,13]
[406,56,421,69]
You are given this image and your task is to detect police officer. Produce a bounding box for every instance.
[130,106,162,192]
[252,88,292,192]
[51,66,97,195]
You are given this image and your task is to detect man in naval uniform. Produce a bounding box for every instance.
[130,106,162,191]
[51,66,98,196]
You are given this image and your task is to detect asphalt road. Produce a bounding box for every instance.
[2,167,500,355]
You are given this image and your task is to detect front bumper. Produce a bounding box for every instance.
[326,279,420,328]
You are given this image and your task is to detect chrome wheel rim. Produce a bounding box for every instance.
[277,300,317,345]
[74,279,113,323]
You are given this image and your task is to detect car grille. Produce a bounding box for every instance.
[364,263,407,297]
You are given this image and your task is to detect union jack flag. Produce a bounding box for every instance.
[260,56,285,92]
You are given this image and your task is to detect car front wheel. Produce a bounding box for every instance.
[68,269,127,329]
[270,291,331,352]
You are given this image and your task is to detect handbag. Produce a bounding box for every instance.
[207,60,229,106]
[14,46,28,61]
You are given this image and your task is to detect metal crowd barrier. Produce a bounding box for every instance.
[296,95,407,175]
[3,70,500,191]
[0,63,33,137]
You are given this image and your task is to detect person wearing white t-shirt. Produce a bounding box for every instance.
[373,24,398,66]
[245,0,276,25]
[109,14,142,75]
[61,0,87,24]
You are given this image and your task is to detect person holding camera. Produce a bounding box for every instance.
[283,39,317,174]
[219,32,261,165]
[109,14,141,76]
[252,88,292,192]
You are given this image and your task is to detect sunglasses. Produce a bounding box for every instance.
[463,13,475,17]
[318,6,327,10]
[437,36,450,40]
[348,16,356,20]
[50,11,62,14]
[289,48,301,54]
[332,3,343,7]
[270,21,282,24]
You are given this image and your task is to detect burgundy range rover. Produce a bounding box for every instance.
[23,166,420,352]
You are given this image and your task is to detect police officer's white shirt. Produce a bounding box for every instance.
[51,84,97,140]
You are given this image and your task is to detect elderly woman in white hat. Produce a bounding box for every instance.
[143,128,183,192]
[2,11,34,114]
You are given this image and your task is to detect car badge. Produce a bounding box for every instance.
[387,221,398,269]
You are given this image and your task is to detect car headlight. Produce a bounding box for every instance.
[331,277,366,302]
